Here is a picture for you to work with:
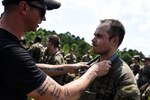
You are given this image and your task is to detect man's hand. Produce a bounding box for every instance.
[90,60,111,77]
[68,62,89,73]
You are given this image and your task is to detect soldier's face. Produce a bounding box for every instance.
[47,41,52,51]
[92,24,112,55]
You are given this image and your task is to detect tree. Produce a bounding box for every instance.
[24,28,145,63]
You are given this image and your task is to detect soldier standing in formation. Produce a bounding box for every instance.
[136,56,150,100]
[46,35,67,85]
[81,51,93,62]
[130,55,141,76]
[28,36,45,63]
[64,48,77,64]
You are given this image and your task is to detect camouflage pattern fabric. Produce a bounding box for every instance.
[28,42,44,63]
[81,54,93,62]
[130,64,141,76]
[79,90,96,100]
[48,51,65,65]
[47,51,66,85]
[80,57,140,100]
[137,66,150,87]
[64,53,76,64]
[43,47,50,63]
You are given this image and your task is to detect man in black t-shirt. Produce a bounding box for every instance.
[0,0,111,100]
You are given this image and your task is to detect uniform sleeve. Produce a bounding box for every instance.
[114,84,140,100]
[1,46,46,94]
[54,55,65,65]
[114,64,141,100]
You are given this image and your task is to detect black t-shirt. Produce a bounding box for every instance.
[0,29,46,100]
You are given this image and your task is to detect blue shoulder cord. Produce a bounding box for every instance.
[108,52,118,62]
[78,52,118,75]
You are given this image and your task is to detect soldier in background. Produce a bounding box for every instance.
[26,40,34,50]
[43,47,50,63]
[28,36,44,63]
[130,55,141,76]
[46,35,66,85]
[64,48,76,64]
[136,56,150,100]
[81,51,93,62]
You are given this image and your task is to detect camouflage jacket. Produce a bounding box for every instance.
[64,53,76,64]
[81,54,93,62]
[47,51,66,85]
[130,64,141,76]
[28,42,44,63]
[137,65,150,87]
[87,57,140,100]
[48,51,65,65]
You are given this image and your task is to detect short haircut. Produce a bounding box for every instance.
[100,19,125,47]
[48,35,60,48]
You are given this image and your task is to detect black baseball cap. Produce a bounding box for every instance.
[2,0,61,10]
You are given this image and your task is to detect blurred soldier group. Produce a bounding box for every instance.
[28,36,45,63]
[21,35,150,100]
[64,48,76,64]
[22,35,94,86]
[128,55,150,100]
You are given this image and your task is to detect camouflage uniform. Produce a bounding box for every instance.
[43,47,51,63]
[64,52,77,83]
[64,53,76,64]
[81,54,93,62]
[137,59,150,100]
[130,55,141,76]
[137,65,150,87]
[130,64,141,76]
[81,56,140,100]
[47,51,66,85]
[28,42,44,63]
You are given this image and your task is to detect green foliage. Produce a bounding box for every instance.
[24,28,145,63]
[122,53,132,65]
[118,48,145,65]
[58,32,92,61]
[24,28,92,61]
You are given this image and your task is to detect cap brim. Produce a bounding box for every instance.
[44,0,61,10]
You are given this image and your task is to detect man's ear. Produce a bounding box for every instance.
[18,1,30,16]
[110,36,119,46]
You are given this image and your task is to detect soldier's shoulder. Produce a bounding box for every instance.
[54,52,63,59]
[118,84,140,99]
